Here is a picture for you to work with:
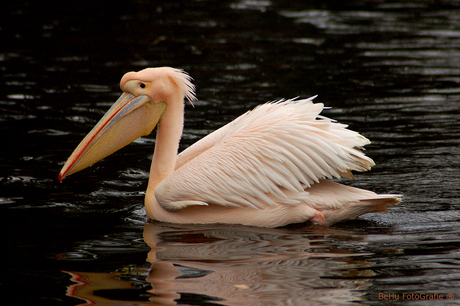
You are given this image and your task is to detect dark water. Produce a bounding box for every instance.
[2,0,460,305]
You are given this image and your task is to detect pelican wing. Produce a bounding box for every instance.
[155,97,375,211]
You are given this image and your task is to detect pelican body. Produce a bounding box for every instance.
[59,67,401,227]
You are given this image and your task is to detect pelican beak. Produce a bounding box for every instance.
[59,92,166,182]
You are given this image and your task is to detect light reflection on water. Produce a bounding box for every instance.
[2,0,460,305]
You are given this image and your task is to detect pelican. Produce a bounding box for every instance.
[59,67,401,227]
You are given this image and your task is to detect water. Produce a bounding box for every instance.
[2,0,460,305]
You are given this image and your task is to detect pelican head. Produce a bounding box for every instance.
[58,67,196,182]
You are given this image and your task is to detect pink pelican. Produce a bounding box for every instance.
[59,67,401,227]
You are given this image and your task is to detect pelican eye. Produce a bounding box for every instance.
[139,83,146,89]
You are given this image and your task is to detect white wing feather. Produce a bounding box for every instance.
[155,97,375,211]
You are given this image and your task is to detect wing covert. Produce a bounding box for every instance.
[155,97,375,211]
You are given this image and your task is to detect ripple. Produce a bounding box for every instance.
[7,94,37,100]
[0,197,23,205]
[65,115,92,124]
[119,168,149,180]
[79,84,112,93]
[230,0,272,12]
[89,187,145,198]
[72,232,149,257]
[28,129,70,136]
[55,251,98,261]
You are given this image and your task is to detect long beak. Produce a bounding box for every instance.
[59,92,166,182]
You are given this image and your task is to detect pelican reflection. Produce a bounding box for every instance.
[64,222,375,305]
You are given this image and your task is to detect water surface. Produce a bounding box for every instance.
[2,0,460,305]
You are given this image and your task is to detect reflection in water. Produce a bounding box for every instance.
[63,222,376,306]
[144,224,374,305]
[64,270,151,306]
